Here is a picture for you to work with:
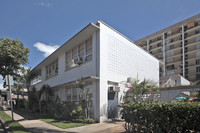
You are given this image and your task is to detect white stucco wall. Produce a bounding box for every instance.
[32,21,159,122]
[32,29,101,122]
[98,21,159,121]
[34,32,98,91]
[180,76,190,85]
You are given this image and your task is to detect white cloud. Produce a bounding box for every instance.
[0,75,4,89]
[0,82,3,89]
[38,2,52,8]
[34,42,59,57]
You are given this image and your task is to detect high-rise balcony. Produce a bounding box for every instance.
[185,22,200,33]
[165,43,182,52]
[165,37,182,45]
[166,57,182,64]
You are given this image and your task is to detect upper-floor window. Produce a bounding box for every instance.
[196,59,200,65]
[166,64,174,71]
[196,52,200,58]
[196,67,200,73]
[46,60,58,79]
[157,49,162,53]
[85,38,92,61]
[196,36,200,42]
[157,43,162,47]
[166,58,173,63]
[31,71,42,85]
[196,44,200,49]
[166,51,174,57]
[169,45,174,50]
[66,37,92,70]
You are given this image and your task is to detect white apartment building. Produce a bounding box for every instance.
[31,21,159,122]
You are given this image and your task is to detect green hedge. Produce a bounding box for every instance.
[121,102,200,133]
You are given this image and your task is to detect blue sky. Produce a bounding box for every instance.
[0,0,200,88]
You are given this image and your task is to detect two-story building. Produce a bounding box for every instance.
[31,21,159,122]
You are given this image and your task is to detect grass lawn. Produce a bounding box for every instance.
[15,109,89,129]
[0,110,30,133]
[40,118,88,129]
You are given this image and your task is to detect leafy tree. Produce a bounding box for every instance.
[0,37,29,78]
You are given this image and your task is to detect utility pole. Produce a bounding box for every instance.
[7,75,14,121]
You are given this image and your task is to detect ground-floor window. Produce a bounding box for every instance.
[63,84,93,108]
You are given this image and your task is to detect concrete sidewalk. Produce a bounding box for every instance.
[4,110,125,133]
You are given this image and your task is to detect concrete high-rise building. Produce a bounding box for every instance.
[135,13,200,84]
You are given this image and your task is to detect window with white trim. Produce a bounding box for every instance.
[66,51,71,70]
[85,38,92,61]
[72,88,78,101]
[31,70,42,85]
[72,47,77,60]
[78,42,84,58]
[65,37,92,70]
[46,60,58,79]
[66,88,71,101]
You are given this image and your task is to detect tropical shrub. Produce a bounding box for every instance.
[125,78,159,102]
[83,118,95,124]
[71,106,83,120]
[53,96,72,120]
[29,87,39,112]
[121,102,200,133]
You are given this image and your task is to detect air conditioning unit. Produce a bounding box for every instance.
[108,86,120,92]
[52,70,58,74]
[73,56,84,65]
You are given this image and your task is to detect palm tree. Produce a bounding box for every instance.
[39,84,54,114]
[75,78,91,119]
[20,67,37,106]
[29,86,39,112]
[127,78,157,102]
[76,78,86,118]
[39,84,54,102]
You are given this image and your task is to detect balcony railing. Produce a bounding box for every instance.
[185,55,200,60]
[185,63,200,68]
[149,36,163,44]
[165,30,181,38]
[185,47,200,53]
[166,58,182,64]
[185,30,200,39]
[185,22,200,31]
[185,39,200,46]
[165,44,182,51]
[165,38,182,45]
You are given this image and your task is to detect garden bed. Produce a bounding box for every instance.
[15,109,90,129]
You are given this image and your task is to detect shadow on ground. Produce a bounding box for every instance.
[27,127,76,133]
